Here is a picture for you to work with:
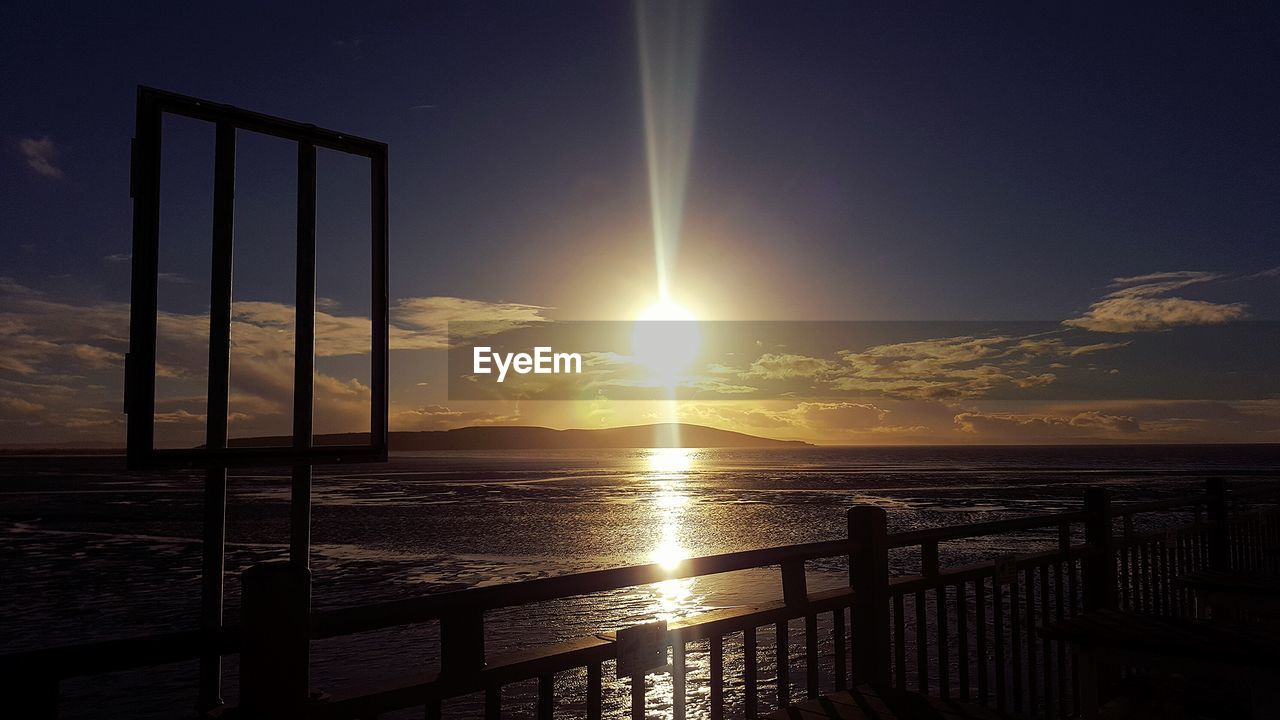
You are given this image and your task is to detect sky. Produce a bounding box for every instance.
[2,2,1279,446]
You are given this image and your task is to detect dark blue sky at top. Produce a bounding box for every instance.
[3,1,1278,321]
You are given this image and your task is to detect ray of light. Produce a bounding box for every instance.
[636,0,708,304]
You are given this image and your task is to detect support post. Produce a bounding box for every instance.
[1206,478,1230,570]
[239,560,311,719]
[1082,487,1116,612]
[849,505,890,686]
[440,610,487,676]
[198,120,236,712]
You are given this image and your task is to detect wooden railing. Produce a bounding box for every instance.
[4,479,1278,719]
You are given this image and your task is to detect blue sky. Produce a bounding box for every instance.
[2,2,1278,445]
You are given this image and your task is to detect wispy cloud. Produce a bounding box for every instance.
[17,137,63,179]
[1064,271,1247,333]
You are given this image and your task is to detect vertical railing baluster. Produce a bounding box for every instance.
[957,581,969,701]
[914,590,928,694]
[587,663,602,720]
[1024,566,1037,715]
[673,637,685,720]
[993,573,1006,714]
[538,673,554,720]
[937,585,950,700]
[1010,571,1022,717]
[744,627,758,719]
[485,685,501,720]
[776,621,790,708]
[1054,561,1067,720]
[1039,563,1052,717]
[710,634,724,720]
[976,578,988,706]
[893,593,907,689]
[833,608,847,691]
[805,612,819,698]
[630,672,644,720]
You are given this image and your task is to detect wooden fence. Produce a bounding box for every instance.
[4,478,1278,719]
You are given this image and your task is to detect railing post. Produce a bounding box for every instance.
[240,560,312,719]
[1206,477,1230,570]
[849,505,890,686]
[440,609,487,676]
[1082,487,1116,612]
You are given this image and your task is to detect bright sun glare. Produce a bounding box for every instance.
[632,300,701,386]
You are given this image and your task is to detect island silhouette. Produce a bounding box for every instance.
[226,422,811,450]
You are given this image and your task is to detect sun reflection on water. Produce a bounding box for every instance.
[643,448,700,624]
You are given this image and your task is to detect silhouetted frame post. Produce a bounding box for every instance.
[291,141,317,567]
[240,560,311,719]
[849,505,890,686]
[1082,488,1116,611]
[1206,478,1230,570]
[197,120,236,711]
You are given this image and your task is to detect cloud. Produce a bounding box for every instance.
[954,410,1141,439]
[17,137,64,179]
[104,253,131,263]
[739,353,837,381]
[0,279,549,443]
[1064,271,1247,333]
[391,403,519,431]
[393,296,549,349]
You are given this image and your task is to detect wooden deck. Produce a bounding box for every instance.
[766,685,1005,719]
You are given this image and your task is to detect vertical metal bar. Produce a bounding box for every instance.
[673,637,686,720]
[893,593,906,689]
[1010,573,1022,716]
[1040,564,1053,715]
[485,685,501,720]
[370,148,390,457]
[956,582,969,700]
[126,87,162,467]
[1054,562,1067,720]
[1024,567,1037,714]
[804,613,818,698]
[587,663,602,720]
[291,141,317,566]
[775,621,789,708]
[1139,541,1151,614]
[743,627,758,719]
[937,585,950,700]
[993,574,1006,714]
[538,673,554,720]
[921,541,939,577]
[833,608,847,691]
[206,120,236,458]
[710,634,724,720]
[198,119,235,713]
[424,697,441,720]
[1119,532,1131,611]
[976,578,988,706]
[630,673,644,720]
[914,591,928,694]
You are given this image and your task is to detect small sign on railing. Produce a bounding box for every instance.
[615,620,668,678]
[995,555,1018,586]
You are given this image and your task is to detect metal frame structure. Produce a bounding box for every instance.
[125,85,389,468]
[123,86,389,711]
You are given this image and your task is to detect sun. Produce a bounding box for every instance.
[632,300,701,386]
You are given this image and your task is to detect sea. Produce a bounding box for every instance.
[1,445,1277,719]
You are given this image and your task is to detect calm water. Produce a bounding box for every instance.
[1,445,1276,718]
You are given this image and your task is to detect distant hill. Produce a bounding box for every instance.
[228,423,811,450]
